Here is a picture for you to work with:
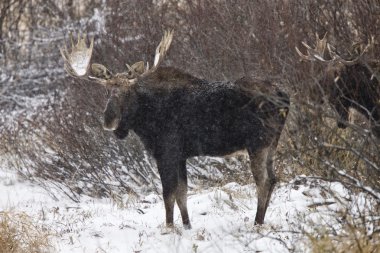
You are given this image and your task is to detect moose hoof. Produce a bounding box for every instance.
[161,224,175,235]
[254,219,264,226]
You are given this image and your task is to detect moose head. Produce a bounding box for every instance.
[296,33,380,138]
[60,31,173,133]
[60,30,289,229]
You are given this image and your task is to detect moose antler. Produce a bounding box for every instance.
[295,33,328,62]
[296,33,374,65]
[326,37,374,65]
[60,30,174,88]
[60,32,111,86]
[60,33,94,78]
[125,30,174,79]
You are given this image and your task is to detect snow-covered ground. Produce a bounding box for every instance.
[0,168,365,253]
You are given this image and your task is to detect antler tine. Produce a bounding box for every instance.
[153,29,174,68]
[326,43,340,61]
[69,32,75,50]
[145,61,150,71]
[60,44,77,77]
[315,32,327,56]
[295,45,314,61]
[295,42,320,61]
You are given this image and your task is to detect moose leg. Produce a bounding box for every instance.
[157,159,178,228]
[249,146,276,225]
[335,102,349,129]
[175,160,191,229]
[264,146,277,212]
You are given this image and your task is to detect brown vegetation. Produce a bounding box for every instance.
[0,0,379,250]
[0,211,54,253]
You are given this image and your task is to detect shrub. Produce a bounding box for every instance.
[0,211,54,253]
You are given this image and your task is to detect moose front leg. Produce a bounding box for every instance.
[249,146,276,225]
[175,160,191,229]
[156,157,191,229]
[157,159,178,228]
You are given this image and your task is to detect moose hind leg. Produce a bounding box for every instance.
[249,146,276,225]
[175,160,191,229]
[264,147,277,212]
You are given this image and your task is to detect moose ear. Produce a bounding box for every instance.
[129,61,145,75]
[91,63,112,79]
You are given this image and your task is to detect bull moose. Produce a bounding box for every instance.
[60,31,289,228]
[296,34,380,138]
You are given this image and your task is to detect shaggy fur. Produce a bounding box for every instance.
[106,67,290,228]
[320,63,380,138]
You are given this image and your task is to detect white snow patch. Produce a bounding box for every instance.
[0,168,376,253]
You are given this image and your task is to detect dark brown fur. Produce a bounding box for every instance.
[105,67,290,228]
[319,63,380,137]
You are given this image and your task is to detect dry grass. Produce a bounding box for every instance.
[285,103,380,189]
[307,224,380,253]
[304,200,380,253]
[0,211,54,253]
